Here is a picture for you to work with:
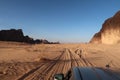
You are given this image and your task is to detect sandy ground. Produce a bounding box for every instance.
[0,41,120,80]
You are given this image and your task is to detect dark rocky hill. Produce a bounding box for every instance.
[0,29,59,44]
[0,29,34,43]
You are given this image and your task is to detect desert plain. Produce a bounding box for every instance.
[0,41,120,80]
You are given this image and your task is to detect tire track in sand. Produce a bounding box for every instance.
[17,50,65,80]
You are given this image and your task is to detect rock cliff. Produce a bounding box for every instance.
[90,11,120,44]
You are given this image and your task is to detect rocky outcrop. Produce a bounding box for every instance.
[34,39,49,44]
[0,29,34,43]
[90,32,102,43]
[0,29,60,44]
[34,39,60,44]
[90,11,120,44]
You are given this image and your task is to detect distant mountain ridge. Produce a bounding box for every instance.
[90,10,120,44]
[0,29,59,44]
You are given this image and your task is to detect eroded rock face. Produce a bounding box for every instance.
[90,11,120,44]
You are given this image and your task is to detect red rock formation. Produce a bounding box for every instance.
[90,11,120,44]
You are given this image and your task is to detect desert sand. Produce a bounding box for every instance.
[0,41,120,80]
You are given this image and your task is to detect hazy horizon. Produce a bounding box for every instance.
[0,0,120,43]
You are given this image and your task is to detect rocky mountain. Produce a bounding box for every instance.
[90,11,120,44]
[0,29,34,43]
[0,29,60,44]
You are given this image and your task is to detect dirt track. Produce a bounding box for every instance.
[17,48,94,80]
